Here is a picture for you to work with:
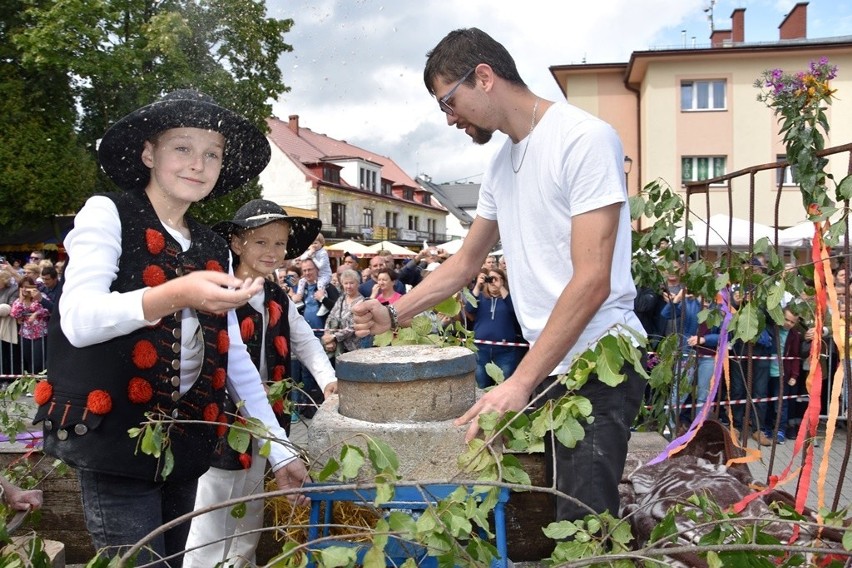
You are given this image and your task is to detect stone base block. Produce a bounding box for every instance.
[307,395,468,481]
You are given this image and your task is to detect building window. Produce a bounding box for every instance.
[385,211,398,229]
[381,180,393,195]
[427,218,436,239]
[363,208,374,228]
[776,154,798,186]
[323,166,340,184]
[359,168,378,192]
[682,156,726,183]
[408,216,419,231]
[681,79,726,111]
[331,202,346,230]
[422,193,431,205]
[402,188,414,201]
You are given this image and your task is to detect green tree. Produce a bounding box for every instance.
[0,0,96,234]
[7,0,294,225]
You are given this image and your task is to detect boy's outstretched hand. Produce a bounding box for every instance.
[143,271,265,320]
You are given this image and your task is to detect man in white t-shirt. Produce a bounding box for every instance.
[352,28,646,523]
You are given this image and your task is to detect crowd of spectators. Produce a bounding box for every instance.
[0,250,63,377]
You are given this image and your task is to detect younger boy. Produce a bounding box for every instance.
[184,200,337,567]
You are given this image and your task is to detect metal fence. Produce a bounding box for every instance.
[0,336,47,381]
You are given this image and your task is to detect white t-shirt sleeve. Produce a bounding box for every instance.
[560,120,626,216]
[60,195,159,347]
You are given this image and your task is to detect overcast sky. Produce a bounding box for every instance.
[264,0,851,185]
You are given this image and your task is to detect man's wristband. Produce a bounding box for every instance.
[386,304,400,332]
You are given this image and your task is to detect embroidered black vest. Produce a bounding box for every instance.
[34,192,230,482]
[210,280,293,470]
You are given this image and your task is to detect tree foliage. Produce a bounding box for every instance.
[3,0,294,229]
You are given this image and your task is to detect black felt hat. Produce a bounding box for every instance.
[213,199,322,260]
[97,89,271,199]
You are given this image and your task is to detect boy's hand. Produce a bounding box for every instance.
[273,459,310,506]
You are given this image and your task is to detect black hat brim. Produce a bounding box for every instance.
[98,93,271,199]
[213,216,322,260]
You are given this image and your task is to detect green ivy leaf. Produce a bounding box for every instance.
[316,457,340,481]
[373,330,394,347]
[161,446,174,479]
[732,302,760,344]
[410,314,433,336]
[485,361,505,383]
[227,423,251,454]
[362,545,385,568]
[842,527,852,551]
[433,295,461,317]
[543,520,579,539]
[554,416,586,448]
[230,502,247,519]
[366,438,399,472]
[141,425,161,458]
[319,545,358,568]
[339,445,366,480]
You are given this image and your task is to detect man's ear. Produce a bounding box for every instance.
[473,63,496,92]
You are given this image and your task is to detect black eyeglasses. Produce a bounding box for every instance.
[438,67,475,116]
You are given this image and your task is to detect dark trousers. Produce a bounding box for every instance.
[78,469,198,567]
[729,347,771,432]
[539,361,646,522]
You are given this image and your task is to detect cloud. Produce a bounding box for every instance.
[265,0,835,184]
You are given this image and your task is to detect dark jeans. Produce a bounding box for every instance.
[78,469,197,567]
[475,344,522,388]
[539,360,647,522]
[728,347,770,433]
[765,374,789,435]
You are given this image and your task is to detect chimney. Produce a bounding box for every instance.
[288,114,299,135]
[779,2,807,40]
[731,8,745,43]
[710,29,732,47]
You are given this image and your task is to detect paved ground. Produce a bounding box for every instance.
[744,421,851,512]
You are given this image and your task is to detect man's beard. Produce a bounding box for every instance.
[470,126,493,145]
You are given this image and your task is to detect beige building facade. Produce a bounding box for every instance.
[550,2,852,231]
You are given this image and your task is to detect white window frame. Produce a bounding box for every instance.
[681,79,726,111]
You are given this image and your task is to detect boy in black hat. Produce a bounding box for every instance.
[184,199,337,567]
[33,90,308,566]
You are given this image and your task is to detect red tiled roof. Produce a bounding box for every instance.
[266,116,421,190]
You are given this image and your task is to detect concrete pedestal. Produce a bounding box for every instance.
[308,395,468,481]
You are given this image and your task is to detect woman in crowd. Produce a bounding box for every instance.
[0,271,21,375]
[465,268,523,388]
[322,269,366,360]
[370,268,402,305]
[10,277,49,374]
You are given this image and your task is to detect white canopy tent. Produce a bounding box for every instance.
[675,214,775,247]
[438,238,464,254]
[366,240,417,257]
[325,239,372,255]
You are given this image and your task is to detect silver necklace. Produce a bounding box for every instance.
[511,97,540,174]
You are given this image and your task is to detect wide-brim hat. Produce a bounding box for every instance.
[213,199,322,260]
[98,89,271,199]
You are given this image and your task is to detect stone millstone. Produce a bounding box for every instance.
[334,345,476,423]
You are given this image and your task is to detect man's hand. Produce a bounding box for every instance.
[351,299,391,337]
[273,459,310,506]
[453,379,534,442]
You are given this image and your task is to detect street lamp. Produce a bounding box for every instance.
[623,155,633,190]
